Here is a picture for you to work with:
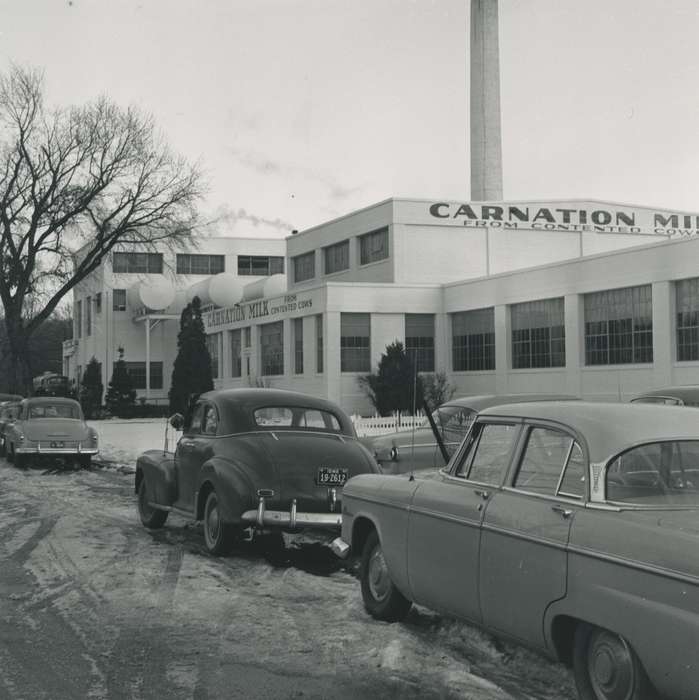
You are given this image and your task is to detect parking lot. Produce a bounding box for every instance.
[0,448,576,700]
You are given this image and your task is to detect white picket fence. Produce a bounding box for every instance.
[351,412,427,437]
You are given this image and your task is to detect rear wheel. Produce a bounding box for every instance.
[203,490,236,555]
[14,452,26,469]
[573,623,658,700]
[7,443,14,463]
[360,530,412,622]
[137,479,168,529]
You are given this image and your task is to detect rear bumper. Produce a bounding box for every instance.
[240,496,341,530]
[15,446,98,455]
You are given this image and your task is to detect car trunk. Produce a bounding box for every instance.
[263,432,373,513]
[24,419,89,443]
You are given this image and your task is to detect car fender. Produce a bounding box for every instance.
[196,456,256,524]
[135,450,177,506]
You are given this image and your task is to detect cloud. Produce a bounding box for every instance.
[229,148,364,201]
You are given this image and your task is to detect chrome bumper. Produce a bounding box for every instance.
[15,446,99,455]
[241,496,342,529]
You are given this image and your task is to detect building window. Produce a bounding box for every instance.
[244,326,251,348]
[95,293,102,314]
[112,252,163,274]
[405,314,435,372]
[584,285,653,365]
[324,240,349,275]
[260,321,284,375]
[75,300,82,338]
[237,255,284,276]
[341,313,370,372]
[120,362,163,390]
[676,278,699,361]
[176,254,225,275]
[359,227,389,265]
[86,297,92,336]
[452,308,495,371]
[293,252,315,283]
[229,329,242,378]
[206,333,221,379]
[316,314,323,374]
[294,317,304,374]
[113,289,127,311]
[511,298,565,369]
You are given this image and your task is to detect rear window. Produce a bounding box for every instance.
[28,403,81,419]
[253,406,343,432]
[607,440,699,506]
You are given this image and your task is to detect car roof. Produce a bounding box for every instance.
[478,401,699,463]
[443,394,579,412]
[24,397,80,405]
[631,386,699,403]
[198,388,355,435]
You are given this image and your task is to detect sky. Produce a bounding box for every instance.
[1,0,698,239]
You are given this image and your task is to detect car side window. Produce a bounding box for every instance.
[455,422,518,485]
[514,427,582,497]
[558,441,586,499]
[189,404,205,434]
[202,405,219,435]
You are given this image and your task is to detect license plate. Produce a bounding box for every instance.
[316,467,349,486]
[50,441,64,448]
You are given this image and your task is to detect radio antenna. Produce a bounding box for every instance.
[409,348,418,481]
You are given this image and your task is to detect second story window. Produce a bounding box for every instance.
[237,255,284,276]
[324,240,349,275]
[112,252,163,274]
[176,254,225,275]
[86,296,92,336]
[293,251,315,283]
[75,299,82,338]
[359,227,389,265]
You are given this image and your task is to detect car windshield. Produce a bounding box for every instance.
[606,440,699,506]
[28,404,80,419]
[253,406,343,432]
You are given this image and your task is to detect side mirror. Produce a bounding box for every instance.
[169,413,185,431]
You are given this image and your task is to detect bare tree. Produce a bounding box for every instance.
[0,65,203,392]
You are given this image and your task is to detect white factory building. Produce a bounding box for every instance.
[64,197,699,415]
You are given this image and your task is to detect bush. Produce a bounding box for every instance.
[79,357,103,419]
[105,346,136,415]
[421,370,456,412]
[108,403,171,419]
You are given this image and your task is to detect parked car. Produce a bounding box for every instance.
[0,393,23,403]
[0,400,21,457]
[4,397,98,468]
[631,385,699,407]
[335,401,699,700]
[135,388,380,555]
[366,394,578,473]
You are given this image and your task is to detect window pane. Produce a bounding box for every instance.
[316,314,324,373]
[676,278,699,361]
[465,423,517,484]
[511,298,565,369]
[293,252,315,282]
[559,442,585,498]
[341,313,370,372]
[113,289,127,311]
[230,329,242,378]
[515,428,573,496]
[584,285,652,366]
[206,334,220,379]
[405,314,435,372]
[324,240,350,274]
[359,228,389,265]
[260,321,284,375]
[294,317,304,374]
[452,308,495,371]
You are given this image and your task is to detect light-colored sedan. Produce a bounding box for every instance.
[336,401,699,700]
[5,397,98,468]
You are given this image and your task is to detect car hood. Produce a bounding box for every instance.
[261,431,378,512]
[22,419,90,441]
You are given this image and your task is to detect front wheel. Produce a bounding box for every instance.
[137,479,168,529]
[573,623,658,700]
[203,490,237,555]
[360,530,412,622]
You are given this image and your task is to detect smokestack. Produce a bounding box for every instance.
[470,0,503,201]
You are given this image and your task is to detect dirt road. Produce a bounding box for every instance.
[0,462,576,700]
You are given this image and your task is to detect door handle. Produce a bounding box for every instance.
[473,489,490,500]
[552,505,573,519]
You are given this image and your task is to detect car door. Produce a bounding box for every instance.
[479,423,587,647]
[174,402,210,512]
[406,419,521,624]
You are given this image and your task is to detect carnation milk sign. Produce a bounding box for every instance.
[417,200,699,238]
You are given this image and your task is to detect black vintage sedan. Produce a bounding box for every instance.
[135,388,380,554]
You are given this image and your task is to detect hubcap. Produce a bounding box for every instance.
[367,545,390,602]
[588,630,635,700]
[206,498,220,544]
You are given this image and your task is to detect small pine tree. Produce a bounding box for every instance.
[421,370,456,412]
[169,296,214,415]
[105,347,136,416]
[357,341,423,416]
[80,356,104,419]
